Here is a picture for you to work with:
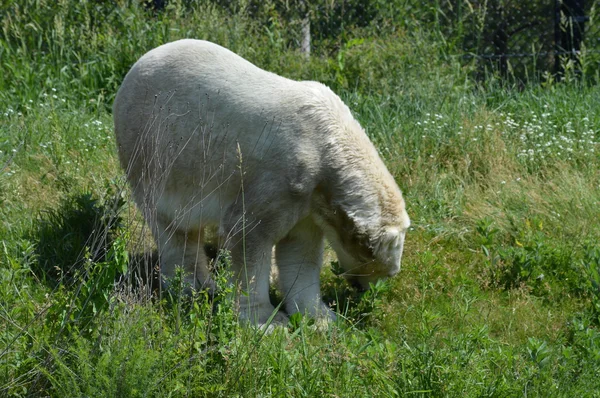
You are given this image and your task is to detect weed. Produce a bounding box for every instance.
[581,244,600,324]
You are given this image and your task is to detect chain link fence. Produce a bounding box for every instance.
[148,0,600,81]
[422,0,600,80]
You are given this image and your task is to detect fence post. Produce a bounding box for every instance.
[555,0,587,78]
[300,0,311,59]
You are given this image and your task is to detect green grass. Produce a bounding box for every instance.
[1,0,600,396]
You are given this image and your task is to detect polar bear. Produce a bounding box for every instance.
[113,39,410,327]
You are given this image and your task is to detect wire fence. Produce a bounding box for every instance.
[416,0,600,80]
[146,0,600,81]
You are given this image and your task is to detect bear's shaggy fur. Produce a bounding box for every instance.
[113,39,410,326]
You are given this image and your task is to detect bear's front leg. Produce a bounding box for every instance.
[276,217,336,324]
[222,180,314,329]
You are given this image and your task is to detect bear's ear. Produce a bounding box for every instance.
[374,227,402,271]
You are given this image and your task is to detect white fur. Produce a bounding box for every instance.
[113,39,410,327]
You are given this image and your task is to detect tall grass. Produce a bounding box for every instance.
[1,0,600,396]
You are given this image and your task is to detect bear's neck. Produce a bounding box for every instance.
[310,109,395,237]
[314,139,388,239]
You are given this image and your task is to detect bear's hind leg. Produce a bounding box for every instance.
[156,214,214,293]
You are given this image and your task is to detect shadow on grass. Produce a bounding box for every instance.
[29,191,125,288]
[28,190,224,296]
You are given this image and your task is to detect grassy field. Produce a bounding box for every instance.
[1,1,600,396]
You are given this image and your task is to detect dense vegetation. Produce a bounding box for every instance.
[1,0,599,396]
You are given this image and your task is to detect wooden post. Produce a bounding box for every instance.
[300,0,311,58]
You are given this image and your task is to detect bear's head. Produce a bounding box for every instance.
[323,207,410,291]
